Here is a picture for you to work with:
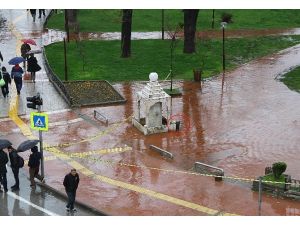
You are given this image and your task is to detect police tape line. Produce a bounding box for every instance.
[43,116,132,150]
[42,145,293,186]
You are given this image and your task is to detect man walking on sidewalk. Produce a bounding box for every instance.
[63,169,80,212]
[28,146,44,188]
[0,148,8,193]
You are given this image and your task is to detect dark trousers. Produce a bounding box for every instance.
[14,77,22,94]
[39,9,45,17]
[1,84,9,97]
[66,191,76,210]
[31,72,36,82]
[0,172,8,191]
[29,167,43,186]
[12,167,19,188]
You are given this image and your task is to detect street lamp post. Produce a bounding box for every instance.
[221,22,227,90]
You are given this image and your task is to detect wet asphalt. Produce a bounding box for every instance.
[0,167,99,216]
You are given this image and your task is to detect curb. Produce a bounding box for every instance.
[37,182,108,216]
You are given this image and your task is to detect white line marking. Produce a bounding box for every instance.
[7,191,60,216]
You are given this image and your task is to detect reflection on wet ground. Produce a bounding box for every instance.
[1,9,300,215]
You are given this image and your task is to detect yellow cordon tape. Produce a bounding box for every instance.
[7,15,238,216]
[7,12,288,216]
[43,116,132,150]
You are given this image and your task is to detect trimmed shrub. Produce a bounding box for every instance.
[272,162,287,179]
[221,13,233,24]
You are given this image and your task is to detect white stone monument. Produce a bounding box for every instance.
[132,72,171,135]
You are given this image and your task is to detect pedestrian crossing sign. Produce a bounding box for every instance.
[30,112,49,131]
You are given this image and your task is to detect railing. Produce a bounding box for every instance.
[194,162,224,181]
[42,48,73,106]
[94,110,108,125]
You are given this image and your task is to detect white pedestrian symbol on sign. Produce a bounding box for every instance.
[35,118,44,127]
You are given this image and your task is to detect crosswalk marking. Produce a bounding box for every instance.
[7,191,59,216]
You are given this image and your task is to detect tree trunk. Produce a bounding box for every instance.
[67,9,77,23]
[66,9,79,33]
[183,9,199,54]
[121,9,133,58]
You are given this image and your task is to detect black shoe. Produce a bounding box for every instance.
[4,189,8,193]
[11,185,16,189]
[66,207,70,212]
[11,186,19,191]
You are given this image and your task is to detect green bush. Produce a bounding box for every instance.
[272,162,287,179]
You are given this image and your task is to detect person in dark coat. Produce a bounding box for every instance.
[28,146,43,188]
[63,169,80,212]
[20,43,31,70]
[0,148,9,193]
[11,64,24,95]
[1,67,11,98]
[38,9,46,18]
[27,54,41,83]
[8,146,20,191]
[0,50,3,62]
[29,9,37,22]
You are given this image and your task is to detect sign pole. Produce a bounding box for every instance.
[258,176,262,216]
[38,104,44,178]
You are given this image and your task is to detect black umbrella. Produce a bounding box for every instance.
[0,139,12,149]
[17,140,40,152]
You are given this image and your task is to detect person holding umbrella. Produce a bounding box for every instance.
[0,148,9,193]
[20,42,31,70]
[7,146,21,191]
[11,64,24,95]
[27,53,41,83]
[28,146,44,188]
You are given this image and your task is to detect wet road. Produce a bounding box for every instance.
[0,9,300,216]
[0,168,98,216]
[0,9,68,118]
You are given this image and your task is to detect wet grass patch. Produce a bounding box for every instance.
[280,66,300,93]
[262,174,285,189]
[45,36,300,82]
[163,88,182,97]
[47,9,300,32]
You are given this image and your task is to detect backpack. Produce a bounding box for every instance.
[0,78,5,87]
[17,154,24,168]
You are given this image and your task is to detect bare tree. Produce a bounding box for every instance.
[183,9,199,54]
[166,24,183,91]
[121,9,133,58]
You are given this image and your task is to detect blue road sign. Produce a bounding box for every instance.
[30,112,49,131]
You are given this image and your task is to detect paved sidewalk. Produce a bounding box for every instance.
[1,10,300,216]
[0,9,68,118]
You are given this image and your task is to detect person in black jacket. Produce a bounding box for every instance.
[27,53,41,83]
[0,148,9,192]
[28,146,44,188]
[0,50,3,62]
[1,67,11,98]
[63,169,80,212]
[8,146,20,191]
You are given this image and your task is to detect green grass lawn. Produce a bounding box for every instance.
[45,36,300,82]
[47,9,300,32]
[280,66,300,93]
[262,174,286,188]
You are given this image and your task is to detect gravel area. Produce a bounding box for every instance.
[63,80,126,106]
